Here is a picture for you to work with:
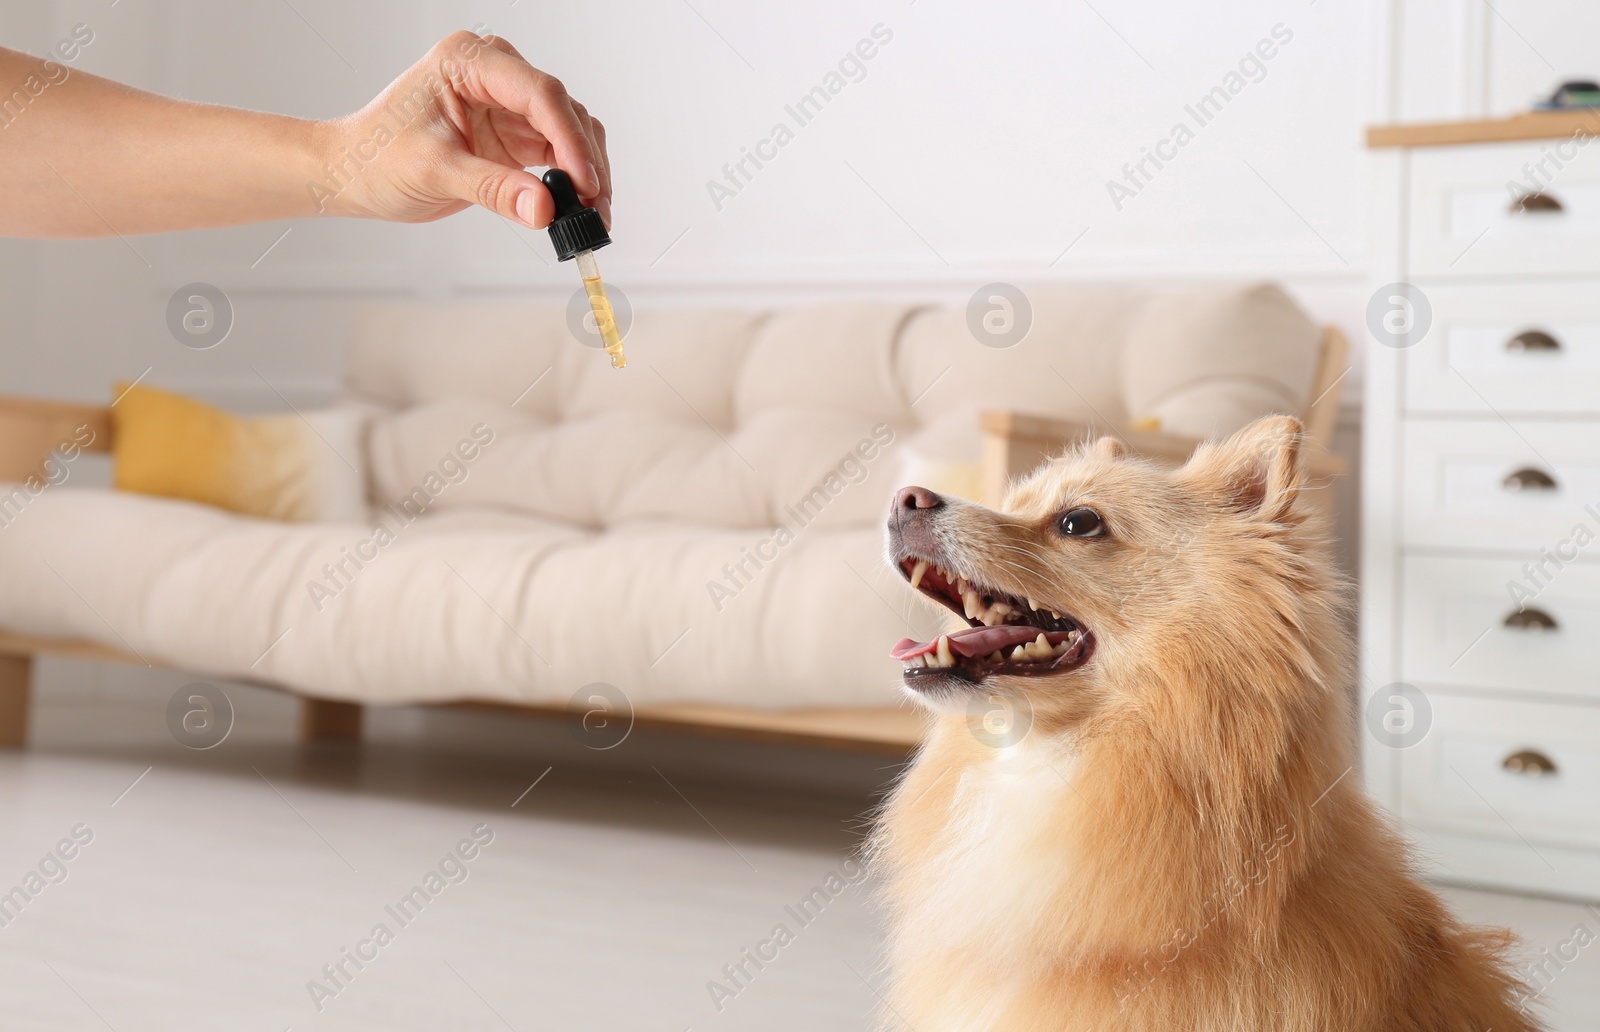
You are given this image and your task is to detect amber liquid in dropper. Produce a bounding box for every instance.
[576,251,625,368]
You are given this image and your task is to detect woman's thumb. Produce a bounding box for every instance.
[440,156,553,228]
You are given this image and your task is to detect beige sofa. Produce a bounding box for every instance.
[0,283,1344,753]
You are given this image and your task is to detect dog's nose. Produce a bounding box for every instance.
[894,486,944,513]
[890,486,944,537]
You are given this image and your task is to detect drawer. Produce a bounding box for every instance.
[1401,555,1600,699]
[1404,284,1600,414]
[1402,418,1600,550]
[1409,141,1600,277]
[1399,691,1600,853]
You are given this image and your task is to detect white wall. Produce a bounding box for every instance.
[0,1,1587,405]
[1386,0,1600,122]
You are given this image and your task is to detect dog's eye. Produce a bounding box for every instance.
[1058,507,1104,538]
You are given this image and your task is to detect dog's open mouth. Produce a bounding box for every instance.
[890,555,1093,685]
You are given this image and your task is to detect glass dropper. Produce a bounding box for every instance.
[574,249,624,368]
[542,168,624,369]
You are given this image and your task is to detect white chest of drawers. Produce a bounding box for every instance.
[1364,114,1600,901]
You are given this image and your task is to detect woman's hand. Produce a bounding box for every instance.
[317,32,612,230]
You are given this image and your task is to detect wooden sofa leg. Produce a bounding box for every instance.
[298,697,362,743]
[0,654,32,748]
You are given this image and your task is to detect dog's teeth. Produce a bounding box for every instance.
[936,635,954,667]
[909,559,928,589]
[1024,633,1052,660]
[1051,610,1062,620]
[1026,597,1039,612]
[1011,645,1027,660]
[989,651,1003,663]
[962,591,980,620]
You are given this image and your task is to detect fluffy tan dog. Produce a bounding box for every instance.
[874,415,1538,1031]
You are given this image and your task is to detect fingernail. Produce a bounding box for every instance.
[597,197,612,230]
[515,190,535,227]
[585,162,600,192]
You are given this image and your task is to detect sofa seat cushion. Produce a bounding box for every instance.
[0,488,944,709]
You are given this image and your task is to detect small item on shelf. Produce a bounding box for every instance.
[542,168,625,369]
[1533,79,1600,110]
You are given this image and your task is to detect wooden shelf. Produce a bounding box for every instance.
[1367,110,1600,148]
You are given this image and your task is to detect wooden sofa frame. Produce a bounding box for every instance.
[0,328,1347,756]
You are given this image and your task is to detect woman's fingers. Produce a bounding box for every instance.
[470,33,611,214]
[570,100,611,206]
[436,153,553,228]
[588,114,612,228]
[444,37,601,197]
[482,109,551,169]
[479,34,523,60]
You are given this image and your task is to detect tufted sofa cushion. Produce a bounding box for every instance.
[1120,282,1321,440]
[343,283,1320,530]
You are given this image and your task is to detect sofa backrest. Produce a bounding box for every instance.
[342,282,1319,531]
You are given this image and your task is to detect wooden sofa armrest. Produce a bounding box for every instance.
[978,410,1347,510]
[0,394,112,483]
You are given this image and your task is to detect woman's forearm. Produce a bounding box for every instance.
[0,47,328,237]
[1,31,611,239]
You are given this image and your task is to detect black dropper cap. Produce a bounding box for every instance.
[541,168,610,262]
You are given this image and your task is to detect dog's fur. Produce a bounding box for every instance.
[873,416,1539,1031]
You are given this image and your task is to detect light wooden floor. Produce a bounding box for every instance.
[2,662,1596,1030]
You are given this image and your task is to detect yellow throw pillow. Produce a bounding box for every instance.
[112,383,367,522]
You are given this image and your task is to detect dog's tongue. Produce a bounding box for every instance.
[891,624,1052,661]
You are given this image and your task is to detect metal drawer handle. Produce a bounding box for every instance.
[1502,749,1558,777]
[1504,607,1559,631]
[1502,467,1558,491]
[1509,191,1565,214]
[1506,329,1561,353]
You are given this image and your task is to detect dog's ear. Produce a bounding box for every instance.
[1090,436,1128,460]
[1183,415,1303,521]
